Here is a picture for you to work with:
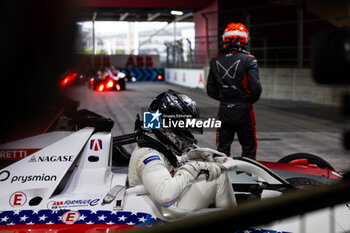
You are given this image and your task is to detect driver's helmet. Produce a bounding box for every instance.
[222,22,249,50]
[149,89,199,155]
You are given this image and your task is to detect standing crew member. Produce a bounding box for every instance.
[207,23,262,160]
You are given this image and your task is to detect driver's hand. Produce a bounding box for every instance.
[179,161,223,182]
[181,147,227,162]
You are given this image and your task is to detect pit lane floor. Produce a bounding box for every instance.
[63,82,350,172]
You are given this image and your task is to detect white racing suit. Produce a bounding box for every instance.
[128,145,236,210]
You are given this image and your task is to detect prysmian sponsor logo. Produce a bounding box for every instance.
[162,117,221,129]
[11,174,57,183]
[28,155,73,163]
[47,199,100,210]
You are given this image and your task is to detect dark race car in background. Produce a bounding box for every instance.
[88,67,126,92]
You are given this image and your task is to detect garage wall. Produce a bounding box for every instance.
[259,68,347,106]
[193,0,218,68]
[167,67,347,106]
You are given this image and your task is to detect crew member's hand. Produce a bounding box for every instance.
[179,161,223,182]
[182,147,227,162]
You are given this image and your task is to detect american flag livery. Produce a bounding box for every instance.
[0,209,162,226]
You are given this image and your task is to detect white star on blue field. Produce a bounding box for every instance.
[151,110,161,122]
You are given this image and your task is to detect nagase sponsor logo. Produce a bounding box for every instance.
[11,174,57,183]
[47,199,100,210]
[28,155,73,163]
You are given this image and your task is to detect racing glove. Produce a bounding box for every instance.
[179,147,227,163]
[178,161,223,182]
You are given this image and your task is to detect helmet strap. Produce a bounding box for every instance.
[152,129,183,155]
[137,132,179,167]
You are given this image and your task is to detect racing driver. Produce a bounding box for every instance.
[128,89,236,211]
[206,22,262,160]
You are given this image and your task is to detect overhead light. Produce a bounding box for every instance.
[170,10,183,16]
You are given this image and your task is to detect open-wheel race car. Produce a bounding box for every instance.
[0,108,348,233]
[59,72,87,88]
[88,67,126,92]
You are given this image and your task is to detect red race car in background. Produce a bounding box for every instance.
[59,72,87,87]
[88,67,126,92]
